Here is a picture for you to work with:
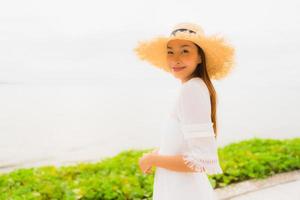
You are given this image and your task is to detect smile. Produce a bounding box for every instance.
[172,67,186,72]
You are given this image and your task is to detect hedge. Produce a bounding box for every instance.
[0,137,299,200]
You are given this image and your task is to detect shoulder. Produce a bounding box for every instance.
[176,77,212,120]
[180,77,209,98]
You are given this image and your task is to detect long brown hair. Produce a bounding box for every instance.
[190,44,218,138]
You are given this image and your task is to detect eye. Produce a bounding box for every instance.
[182,49,189,53]
[167,51,173,54]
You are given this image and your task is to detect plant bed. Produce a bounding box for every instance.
[0,137,299,200]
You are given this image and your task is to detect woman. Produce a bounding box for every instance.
[134,22,235,200]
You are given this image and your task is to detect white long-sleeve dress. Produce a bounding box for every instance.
[152,77,223,200]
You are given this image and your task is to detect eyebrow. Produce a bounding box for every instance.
[167,45,191,49]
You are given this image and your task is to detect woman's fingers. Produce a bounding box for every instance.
[145,166,152,174]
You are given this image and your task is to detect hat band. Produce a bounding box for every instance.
[170,28,196,36]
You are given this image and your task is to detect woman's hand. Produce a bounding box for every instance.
[138,148,159,174]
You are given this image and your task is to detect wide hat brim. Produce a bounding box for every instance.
[133,29,235,80]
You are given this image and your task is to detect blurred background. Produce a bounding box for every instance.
[0,0,299,172]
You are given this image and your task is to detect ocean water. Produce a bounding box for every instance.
[0,78,179,172]
[0,72,299,173]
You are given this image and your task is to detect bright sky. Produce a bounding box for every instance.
[0,0,299,84]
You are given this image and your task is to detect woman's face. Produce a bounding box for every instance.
[166,39,201,83]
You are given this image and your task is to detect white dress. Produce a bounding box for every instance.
[152,77,223,200]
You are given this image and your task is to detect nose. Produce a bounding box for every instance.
[173,54,182,65]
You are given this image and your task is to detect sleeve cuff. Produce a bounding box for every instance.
[180,122,214,139]
[182,152,223,175]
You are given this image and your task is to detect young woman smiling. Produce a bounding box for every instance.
[134,22,235,200]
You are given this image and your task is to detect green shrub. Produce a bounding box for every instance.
[214,137,300,187]
[0,137,299,199]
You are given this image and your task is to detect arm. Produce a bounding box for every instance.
[151,154,205,173]
[170,80,223,175]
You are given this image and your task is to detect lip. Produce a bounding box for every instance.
[172,66,186,72]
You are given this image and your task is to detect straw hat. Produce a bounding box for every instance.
[133,22,235,80]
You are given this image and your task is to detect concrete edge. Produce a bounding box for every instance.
[214,169,300,200]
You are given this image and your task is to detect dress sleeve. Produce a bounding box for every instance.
[178,80,223,175]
